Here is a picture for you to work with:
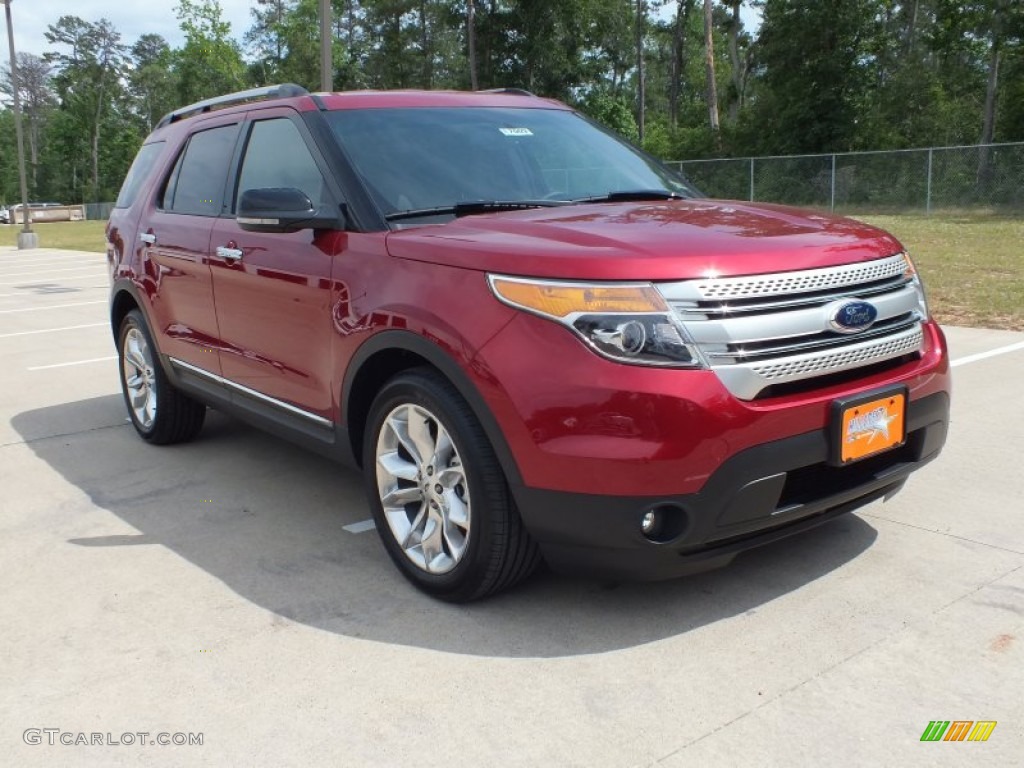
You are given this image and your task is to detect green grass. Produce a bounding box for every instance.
[858,215,1024,331]
[0,220,107,253]
[2,216,1021,329]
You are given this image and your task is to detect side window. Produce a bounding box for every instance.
[116,141,164,208]
[162,124,240,216]
[235,118,325,210]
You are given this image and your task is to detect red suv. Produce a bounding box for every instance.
[106,85,950,601]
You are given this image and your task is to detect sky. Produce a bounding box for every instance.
[2,0,256,57]
[3,1,763,61]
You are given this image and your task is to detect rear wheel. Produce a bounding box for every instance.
[118,309,205,444]
[364,368,541,601]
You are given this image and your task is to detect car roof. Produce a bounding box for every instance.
[151,86,571,137]
[315,89,570,112]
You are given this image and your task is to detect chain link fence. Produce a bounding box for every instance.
[83,202,115,221]
[666,143,1024,215]
[21,145,1024,223]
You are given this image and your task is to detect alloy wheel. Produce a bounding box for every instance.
[374,403,471,574]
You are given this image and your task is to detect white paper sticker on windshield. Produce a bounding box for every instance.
[499,127,534,137]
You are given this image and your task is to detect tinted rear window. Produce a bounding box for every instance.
[115,142,165,208]
[162,125,240,216]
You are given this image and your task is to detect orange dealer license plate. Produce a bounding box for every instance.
[830,387,908,465]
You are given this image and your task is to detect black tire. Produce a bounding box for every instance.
[363,368,541,602]
[117,309,205,445]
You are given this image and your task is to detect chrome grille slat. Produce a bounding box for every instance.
[658,254,926,400]
[713,327,924,399]
[703,315,920,360]
[672,276,913,318]
[680,284,921,348]
[749,327,924,381]
[663,253,908,302]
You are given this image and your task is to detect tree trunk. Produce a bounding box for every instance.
[92,129,100,200]
[903,0,919,54]
[703,0,721,143]
[467,0,479,90]
[275,0,284,66]
[669,1,685,127]
[391,11,403,86]
[636,0,646,144]
[347,0,356,50]
[92,80,105,200]
[726,1,744,122]
[420,1,431,88]
[977,38,1001,189]
[981,42,1000,146]
[28,120,38,190]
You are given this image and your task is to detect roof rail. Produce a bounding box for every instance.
[155,83,310,129]
[479,88,536,97]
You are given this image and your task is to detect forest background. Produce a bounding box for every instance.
[0,0,1021,206]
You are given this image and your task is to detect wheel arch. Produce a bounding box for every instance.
[342,331,523,486]
[109,279,147,341]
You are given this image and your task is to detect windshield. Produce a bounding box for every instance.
[326,107,698,226]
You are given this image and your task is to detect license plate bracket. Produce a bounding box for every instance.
[830,386,908,466]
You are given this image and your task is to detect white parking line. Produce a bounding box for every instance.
[0,264,106,274]
[951,340,1024,368]
[0,271,107,286]
[0,273,113,288]
[27,355,116,371]
[0,257,101,269]
[0,252,102,262]
[0,286,107,298]
[0,322,107,339]
[0,300,106,314]
[343,519,376,534]
[0,264,107,279]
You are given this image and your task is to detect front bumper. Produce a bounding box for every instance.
[511,391,949,580]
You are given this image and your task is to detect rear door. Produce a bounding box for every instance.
[107,140,167,277]
[208,108,341,423]
[141,116,241,374]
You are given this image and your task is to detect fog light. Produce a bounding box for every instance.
[640,504,688,543]
[641,510,660,535]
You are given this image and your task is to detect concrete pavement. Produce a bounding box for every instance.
[0,248,1021,766]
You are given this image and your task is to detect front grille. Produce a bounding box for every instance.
[748,326,923,380]
[688,254,910,300]
[659,254,926,400]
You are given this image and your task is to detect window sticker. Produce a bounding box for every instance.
[499,127,534,137]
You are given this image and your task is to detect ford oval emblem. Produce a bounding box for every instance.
[828,300,878,334]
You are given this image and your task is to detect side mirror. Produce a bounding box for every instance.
[237,187,344,233]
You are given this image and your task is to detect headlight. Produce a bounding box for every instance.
[901,252,930,319]
[488,275,705,368]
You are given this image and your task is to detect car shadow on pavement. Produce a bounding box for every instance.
[13,395,878,659]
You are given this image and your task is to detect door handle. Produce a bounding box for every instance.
[139,232,156,245]
[216,246,243,263]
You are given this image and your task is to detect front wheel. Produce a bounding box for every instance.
[363,369,541,601]
[118,309,205,445]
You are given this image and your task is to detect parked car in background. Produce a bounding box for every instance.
[106,85,951,601]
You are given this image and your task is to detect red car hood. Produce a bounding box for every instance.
[384,199,904,281]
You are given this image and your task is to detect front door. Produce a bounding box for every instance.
[209,110,340,422]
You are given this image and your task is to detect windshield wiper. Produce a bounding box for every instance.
[570,190,686,204]
[384,200,567,222]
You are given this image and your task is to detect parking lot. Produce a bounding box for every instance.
[1,246,1021,767]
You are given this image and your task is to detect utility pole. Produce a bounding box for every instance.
[635,0,646,144]
[320,0,332,92]
[3,0,37,248]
